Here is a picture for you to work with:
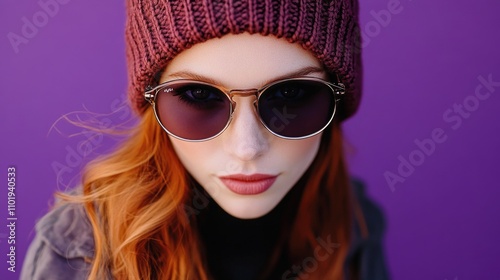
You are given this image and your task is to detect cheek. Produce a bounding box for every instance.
[169,137,234,186]
[275,135,322,172]
[169,138,216,172]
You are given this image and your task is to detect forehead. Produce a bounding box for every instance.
[161,33,323,88]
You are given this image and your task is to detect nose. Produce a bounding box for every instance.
[223,96,270,161]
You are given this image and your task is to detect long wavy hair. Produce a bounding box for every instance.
[62,106,362,279]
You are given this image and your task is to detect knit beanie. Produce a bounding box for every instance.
[125,0,362,120]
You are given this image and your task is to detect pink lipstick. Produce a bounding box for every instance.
[219,174,278,195]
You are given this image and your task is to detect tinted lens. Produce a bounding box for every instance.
[155,82,231,140]
[258,79,335,138]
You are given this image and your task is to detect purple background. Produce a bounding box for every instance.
[1,0,499,279]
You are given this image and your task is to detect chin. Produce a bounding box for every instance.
[215,196,283,219]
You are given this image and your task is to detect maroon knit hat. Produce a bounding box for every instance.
[125,0,362,120]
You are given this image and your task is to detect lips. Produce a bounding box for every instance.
[218,174,278,195]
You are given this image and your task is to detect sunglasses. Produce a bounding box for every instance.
[144,77,345,141]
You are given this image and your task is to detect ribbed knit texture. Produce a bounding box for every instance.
[125,0,362,120]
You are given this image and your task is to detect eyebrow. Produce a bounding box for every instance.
[165,66,325,88]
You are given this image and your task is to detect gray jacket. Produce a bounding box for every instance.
[21,181,389,279]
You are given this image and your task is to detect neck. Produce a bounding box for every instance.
[194,181,303,280]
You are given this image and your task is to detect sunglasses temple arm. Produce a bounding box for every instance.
[330,82,346,96]
[144,85,155,104]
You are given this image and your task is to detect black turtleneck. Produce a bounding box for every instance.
[195,182,301,280]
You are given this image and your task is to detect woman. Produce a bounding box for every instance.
[22,0,388,279]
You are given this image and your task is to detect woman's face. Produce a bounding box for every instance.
[161,33,326,219]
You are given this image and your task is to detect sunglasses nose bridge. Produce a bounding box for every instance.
[227,88,261,118]
[227,88,259,110]
[228,88,258,98]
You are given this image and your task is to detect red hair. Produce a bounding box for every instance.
[62,108,358,279]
